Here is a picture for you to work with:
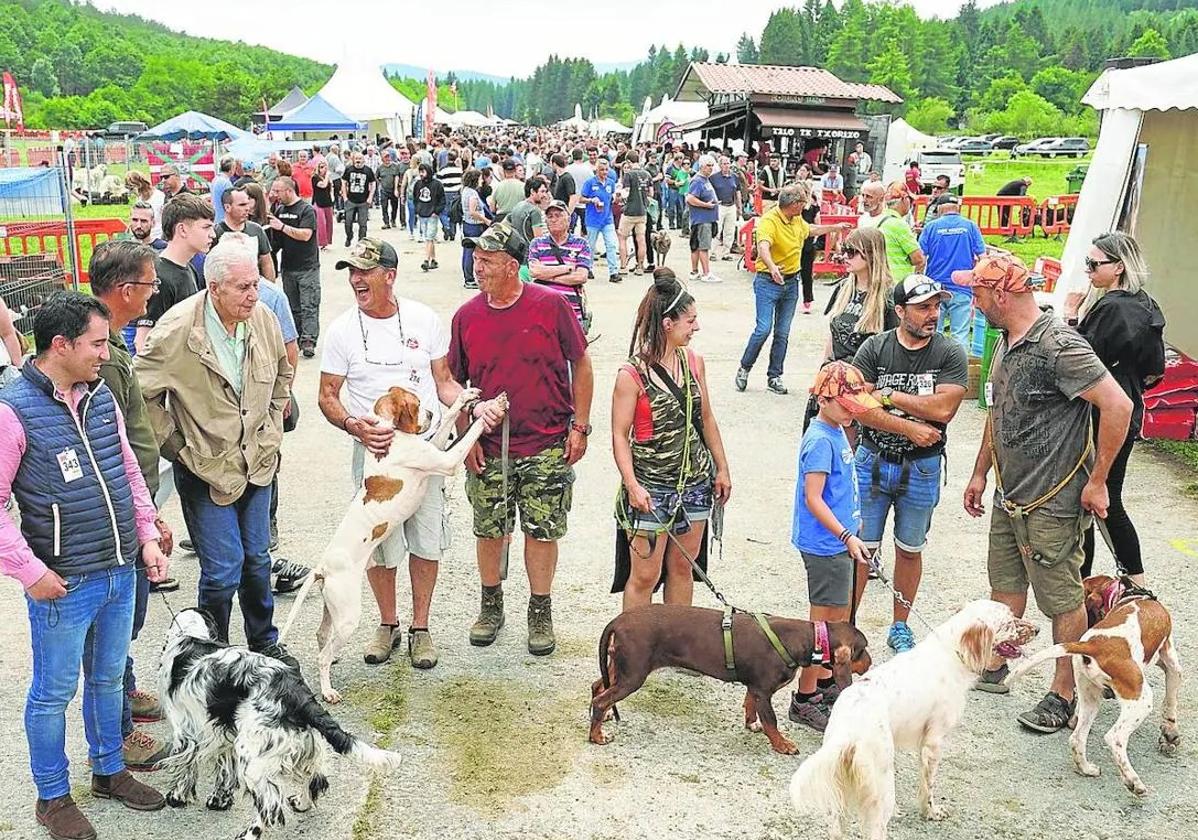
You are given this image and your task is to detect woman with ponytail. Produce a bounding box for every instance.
[611,269,732,610]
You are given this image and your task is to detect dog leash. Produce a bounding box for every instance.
[862,550,945,639]
[499,412,510,581]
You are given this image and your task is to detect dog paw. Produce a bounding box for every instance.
[322,687,343,704]
[747,720,763,733]
[1125,777,1149,797]
[206,792,234,811]
[770,737,801,755]
[165,792,189,809]
[588,729,615,746]
[1075,761,1101,778]
[460,387,482,406]
[922,803,949,822]
[1159,727,1181,755]
[287,794,312,813]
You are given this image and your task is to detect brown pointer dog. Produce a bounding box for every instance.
[589,604,872,754]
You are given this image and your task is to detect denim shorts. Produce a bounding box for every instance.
[417,215,439,242]
[855,447,942,553]
[623,480,713,536]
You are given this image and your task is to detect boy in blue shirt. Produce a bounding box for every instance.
[789,361,878,732]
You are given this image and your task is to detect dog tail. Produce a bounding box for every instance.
[276,566,322,644]
[790,740,854,822]
[1005,641,1098,685]
[298,694,403,770]
[791,700,890,824]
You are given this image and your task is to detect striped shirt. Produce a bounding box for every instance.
[527,234,591,324]
[437,165,463,194]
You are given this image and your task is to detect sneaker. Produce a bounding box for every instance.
[816,680,844,706]
[699,273,724,284]
[463,280,479,290]
[527,594,556,656]
[301,341,315,359]
[122,729,171,772]
[421,260,430,272]
[364,625,402,665]
[90,769,165,811]
[345,238,352,248]
[253,642,300,672]
[688,270,700,282]
[179,538,195,554]
[887,621,916,653]
[408,628,439,669]
[469,586,505,646]
[609,273,623,283]
[720,253,735,261]
[35,795,96,840]
[787,692,831,732]
[1017,691,1076,734]
[128,688,162,723]
[803,301,813,314]
[632,266,643,276]
[974,663,1011,694]
[766,377,788,395]
[429,259,439,269]
[734,367,749,392]
[272,558,310,594]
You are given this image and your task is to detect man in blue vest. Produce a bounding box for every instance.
[0,292,170,840]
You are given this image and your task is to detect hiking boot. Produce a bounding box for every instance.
[272,558,310,594]
[469,586,505,646]
[974,663,1010,694]
[253,642,301,672]
[408,628,439,669]
[527,594,556,656]
[35,795,96,840]
[735,367,749,392]
[122,729,171,772]
[887,621,916,653]
[787,692,831,732]
[766,376,788,395]
[128,688,162,723]
[364,625,402,665]
[91,770,165,812]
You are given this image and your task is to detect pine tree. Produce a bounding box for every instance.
[736,33,759,64]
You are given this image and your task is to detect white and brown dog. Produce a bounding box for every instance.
[1006,574,1182,796]
[278,385,506,703]
[791,600,1038,840]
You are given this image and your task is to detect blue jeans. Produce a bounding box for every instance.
[662,186,678,227]
[739,272,800,379]
[175,464,277,649]
[120,566,150,738]
[28,564,135,799]
[938,288,973,351]
[462,222,484,283]
[406,198,416,234]
[441,192,460,239]
[586,221,619,275]
[855,447,943,553]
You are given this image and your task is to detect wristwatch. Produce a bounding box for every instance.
[571,422,592,436]
[878,387,894,408]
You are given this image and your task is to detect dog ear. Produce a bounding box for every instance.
[372,388,406,425]
[959,622,995,673]
[832,645,854,689]
[373,388,422,434]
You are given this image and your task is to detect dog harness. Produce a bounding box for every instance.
[721,605,816,677]
[1099,577,1157,620]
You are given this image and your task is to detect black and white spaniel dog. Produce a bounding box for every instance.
[158,608,402,839]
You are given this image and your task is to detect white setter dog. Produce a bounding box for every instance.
[790,600,1039,840]
[159,608,402,840]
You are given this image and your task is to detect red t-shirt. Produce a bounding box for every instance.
[293,162,314,198]
[905,166,921,195]
[448,283,588,458]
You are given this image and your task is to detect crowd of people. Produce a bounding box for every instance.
[0,121,1170,840]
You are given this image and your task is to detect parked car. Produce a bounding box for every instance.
[1038,137,1091,158]
[990,135,1020,150]
[955,139,994,155]
[1011,137,1061,158]
[916,148,965,193]
[978,133,1003,143]
[101,120,148,139]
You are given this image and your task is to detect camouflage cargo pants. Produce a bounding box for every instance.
[465,445,574,541]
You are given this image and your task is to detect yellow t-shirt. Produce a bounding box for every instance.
[753,206,810,276]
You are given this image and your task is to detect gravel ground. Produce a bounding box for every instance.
[1,227,1196,840]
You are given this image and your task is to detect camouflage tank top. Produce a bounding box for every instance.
[624,350,714,488]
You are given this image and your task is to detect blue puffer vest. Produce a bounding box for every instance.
[0,363,139,575]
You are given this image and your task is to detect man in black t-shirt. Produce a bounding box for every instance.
[267,176,321,356]
[617,149,650,275]
[214,187,276,280]
[551,153,576,212]
[341,151,377,247]
[850,274,968,654]
[135,193,212,353]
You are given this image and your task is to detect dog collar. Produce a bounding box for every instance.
[813,620,830,665]
[1101,579,1125,618]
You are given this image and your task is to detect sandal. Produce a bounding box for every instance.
[1017,691,1075,733]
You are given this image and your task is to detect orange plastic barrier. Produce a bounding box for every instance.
[0,149,20,167]
[913,195,1037,238]
[1034,256,1062,294]
[813,213,856,275]
[0,218,128,284]
[26,146,58,167]
[1038,195,1078,238]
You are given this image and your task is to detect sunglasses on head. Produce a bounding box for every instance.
[1084,256,1118,273]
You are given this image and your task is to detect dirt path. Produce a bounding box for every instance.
[2,228,1195,840]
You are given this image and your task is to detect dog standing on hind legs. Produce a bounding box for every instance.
[1005,574,1182,796]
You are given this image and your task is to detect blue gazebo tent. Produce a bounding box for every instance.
[137,111,248,141]
[271,95,363,133]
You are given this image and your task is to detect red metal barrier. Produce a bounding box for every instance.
[913,195,1037,237]
[1038,194,1078,238]
[0,218,128,284]
[26,146,57,167]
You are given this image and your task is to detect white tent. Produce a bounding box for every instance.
[443,109,491,128]
[881,118,938,183]
[1055,53,1198,357]
[317,62,414,141]
[631,95,708,145]
[589,118,632,136]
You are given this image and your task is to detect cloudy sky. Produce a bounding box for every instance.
[95,0,1003,78]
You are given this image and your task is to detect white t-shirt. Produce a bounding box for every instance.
[857,211,883,229]
[320,297,450,439]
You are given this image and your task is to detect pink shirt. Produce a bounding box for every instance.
[0,380,159,589]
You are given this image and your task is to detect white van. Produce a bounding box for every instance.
[915,149,964,194]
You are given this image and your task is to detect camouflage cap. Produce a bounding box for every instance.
[952,253,1044,293]
[462,220,526,263]
[811,361,882,416]
[335,237,399,271]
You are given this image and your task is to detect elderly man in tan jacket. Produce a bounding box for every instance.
[136,235,297,667]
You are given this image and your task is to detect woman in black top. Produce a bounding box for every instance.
[311,160,335,249]
[1065,232,1166,584]
[796,162,820,313]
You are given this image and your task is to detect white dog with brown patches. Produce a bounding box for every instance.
[790,600,1039,840]
[279,385,506,703]
[1005,574,1181,796]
